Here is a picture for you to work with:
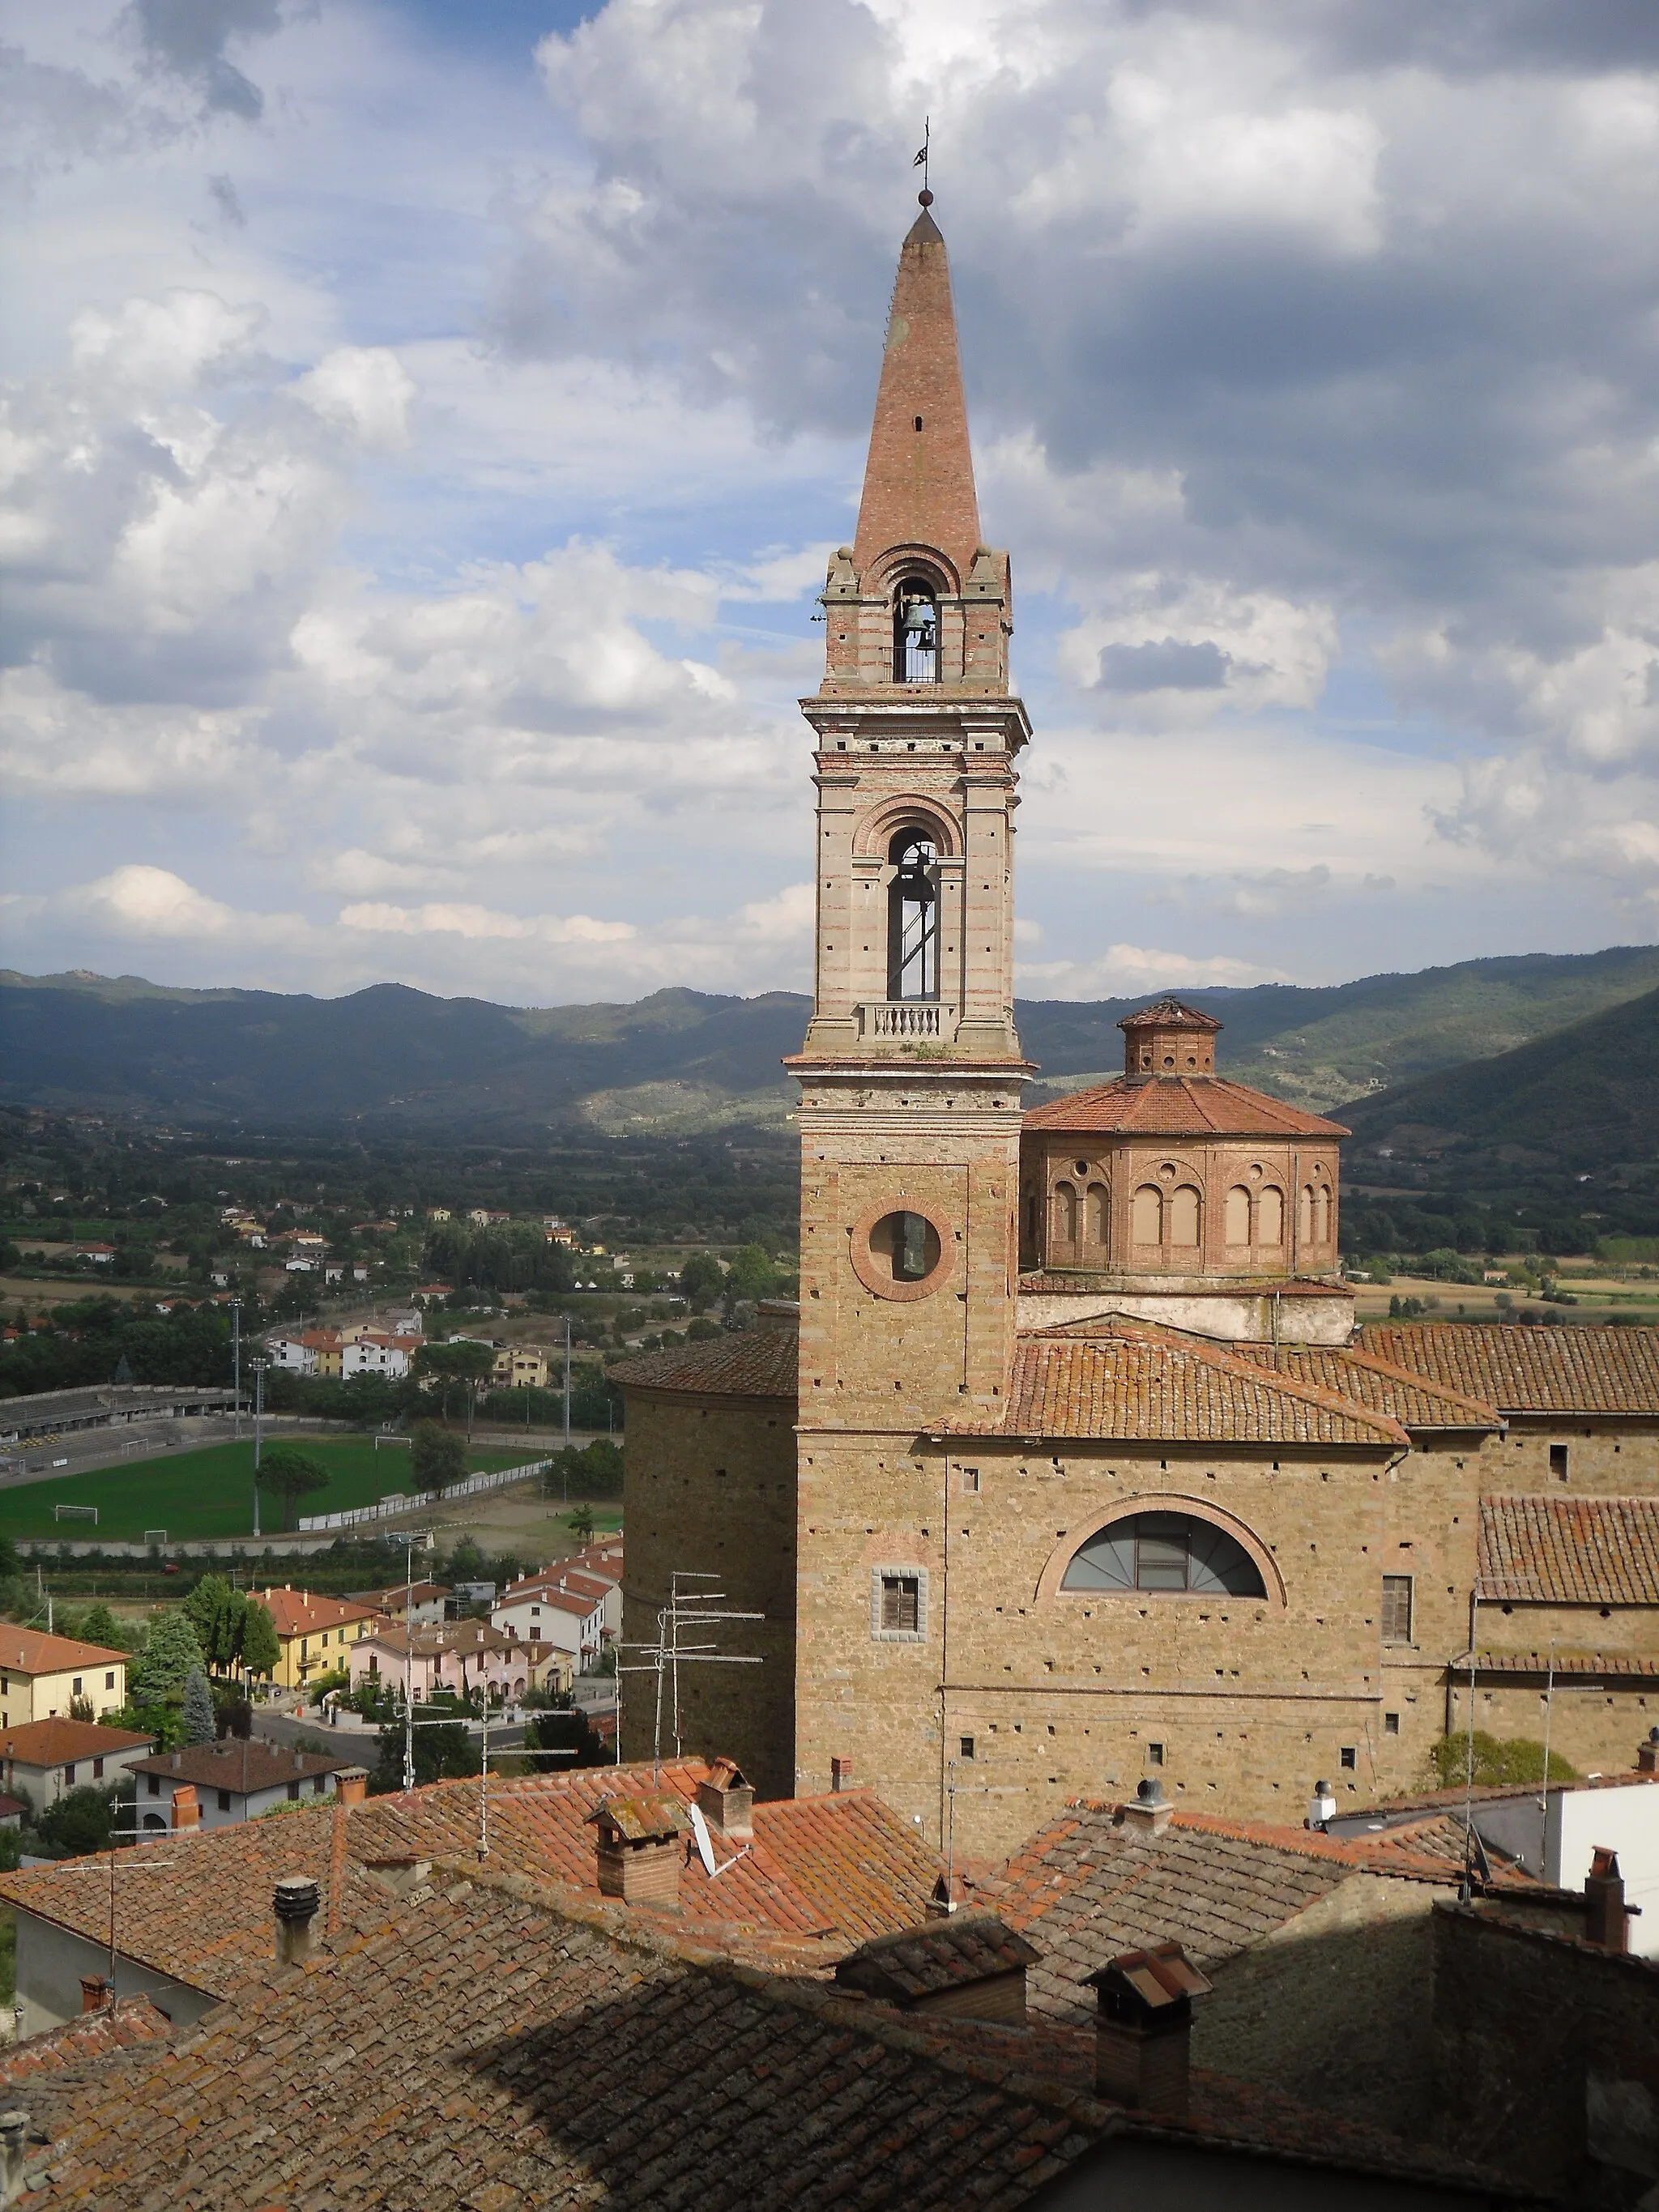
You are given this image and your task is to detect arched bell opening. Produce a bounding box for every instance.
[887,828,940,1001]
[893,582,939,682]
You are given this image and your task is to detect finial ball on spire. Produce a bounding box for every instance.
[918,188,933,207]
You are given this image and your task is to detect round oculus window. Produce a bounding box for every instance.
[849,1200,953,1301]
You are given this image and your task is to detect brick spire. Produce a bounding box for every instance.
[851,207,983,582]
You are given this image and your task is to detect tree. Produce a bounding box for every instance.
[241,1600,280,1681]
[370,1707,479,1792]
[569,1505,596,1547]
[182,1669,216,1746]
[410,1421,467,1490]
[35,1784,116,1858]
[257,1446,330,1532]
[77,1601,130,1654]
[414,1338,495,1421]
[524,1707,608,1771]
[129,1608,209,1707]
[183,1575,245,1671]
[679,1251,725,1313]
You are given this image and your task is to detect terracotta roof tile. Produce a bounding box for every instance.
[955,1320,1405,1445]
[0,1628,129,1676]
[1233,1343,1503,1430]
[1466,1647,1659,1679]
[835,1912,1040,2001]
[1024,1075,1348,1139]
[128,1738,352,1791]
[0,1720,152,1766]
[610,1323,797,1401]
[252,1586,379,1638]
[0,1760,944,2000]
[1478,1494,1659,1605]
[5,1873,1517,2208]
[1358,1323,1659,1417]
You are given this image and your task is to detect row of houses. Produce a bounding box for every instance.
[266,1318,424,1379]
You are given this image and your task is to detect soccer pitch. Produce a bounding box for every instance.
[0,1437,531,1545]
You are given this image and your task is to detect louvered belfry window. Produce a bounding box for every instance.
[881,1575,920,1634]
[1381,1575,1414,1644]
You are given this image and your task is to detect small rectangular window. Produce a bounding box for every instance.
[217,1788,232,1813]
[1550,1443,1568,1481]
[104,1673,115,1690]
[881,1577,919,1634]
[1381,1575,1414,1645]
[958,1736,975,1760]
[72,1677,82,1696]
[960,1467,980,1494]
[1384,1712,1400,1736]
[286,1780,300,1802]
[93,1758,104,1779]
[64,1763,76,1785]
[1340,1745,1357,1771]
[1146,1741,1165,1767]
[147,1774,160,1797]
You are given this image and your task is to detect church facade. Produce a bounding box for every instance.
[616,205,1659,1858]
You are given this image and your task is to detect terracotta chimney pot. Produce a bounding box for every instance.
[171,1784,199,1831]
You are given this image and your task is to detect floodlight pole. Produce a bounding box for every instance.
[232,1295,243,1433]
[249,1357,267,1540]
[563,1317,572,1453]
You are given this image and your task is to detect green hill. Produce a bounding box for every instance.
[1338,983,1659,1171]
[3,943,1658,1135]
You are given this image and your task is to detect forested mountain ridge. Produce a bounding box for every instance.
[4,942,1659,1136]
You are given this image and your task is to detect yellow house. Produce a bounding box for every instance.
[250,1588,378,1690]
[492,1345,550,1389]
[0,1630,128,1730]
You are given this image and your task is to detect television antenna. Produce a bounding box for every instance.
[618,1571,761,1782]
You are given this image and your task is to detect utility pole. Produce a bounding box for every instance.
[230,1297,242,1441]
[249,1357,268,1541]
[563,1316,572,1451]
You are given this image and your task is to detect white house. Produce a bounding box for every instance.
[1,1719,155,1813]
[130,1740,356,1832]
[492,1573,612,1664]
[341,1333,418,1380]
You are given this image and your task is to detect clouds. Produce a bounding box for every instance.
[2,0,1659,1004]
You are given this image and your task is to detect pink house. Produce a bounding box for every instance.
[348,1619,566,1705]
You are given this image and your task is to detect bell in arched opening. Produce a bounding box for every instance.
[888,829,940,1000]
[894,584,939,681]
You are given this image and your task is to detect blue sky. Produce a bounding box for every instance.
[3,0,1658,1005]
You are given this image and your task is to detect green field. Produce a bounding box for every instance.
[0,1438,535,1545]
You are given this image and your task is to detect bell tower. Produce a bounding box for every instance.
[790,198,1031,1432]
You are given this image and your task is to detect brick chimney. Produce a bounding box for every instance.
[586,1796,685,1910]
[274,1876,321,1967]
[335,1766,369,1807]
[78,1975,109,2014]
[1584,1848,1631,1954]
[830,1755,854,1794]
[1087,1942,1213,2117]
[171,1784,199,1831]
[1638,1727,1659,1775]
[1119,1777,1174,1839]
[695,1758,753,1841]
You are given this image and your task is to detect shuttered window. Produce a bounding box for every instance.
[1381,1575,1413,1644]
[881,1576,920,1634]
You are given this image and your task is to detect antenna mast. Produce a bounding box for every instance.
[618,1569,762,1782]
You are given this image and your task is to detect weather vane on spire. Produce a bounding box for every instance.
[913,117,932,207]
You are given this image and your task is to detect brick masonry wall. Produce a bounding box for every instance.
[795,1434,1442,1857]
[1431,1903,1659,2201]
[1448,1673,1659,1780]
[620,1390,798,1800]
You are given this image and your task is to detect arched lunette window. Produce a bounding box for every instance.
[894,584,939,681]
[888,829,939,1000]
[1061,1512,1267,1597]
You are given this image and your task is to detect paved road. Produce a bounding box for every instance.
[252,1707,531,1753]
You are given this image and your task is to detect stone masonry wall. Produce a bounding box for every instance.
[795,1434,1434,1857]
[620,1389,798,1800]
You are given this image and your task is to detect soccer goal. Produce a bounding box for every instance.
[53,1504,97,1524]
[144,1528,168,1546]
